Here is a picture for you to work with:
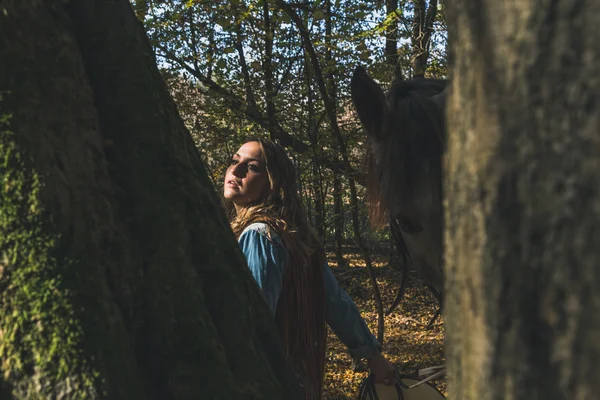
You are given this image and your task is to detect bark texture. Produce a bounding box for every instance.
[445,1,600,399]
[0,1,301,399]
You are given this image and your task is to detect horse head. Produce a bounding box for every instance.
[351,66,447,299]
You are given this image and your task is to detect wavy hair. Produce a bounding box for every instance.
[224,137,326,399]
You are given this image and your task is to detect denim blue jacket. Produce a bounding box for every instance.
[239,223,381,360]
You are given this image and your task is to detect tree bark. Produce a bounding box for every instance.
[0,1,301,399]
[445,1,600,398]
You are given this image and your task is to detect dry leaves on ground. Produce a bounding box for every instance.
[322,249,446,399]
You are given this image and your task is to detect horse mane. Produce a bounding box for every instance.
[365,78,447,229]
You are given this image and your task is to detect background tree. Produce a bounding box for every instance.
[445,0,600,398]
[0,1,301,398]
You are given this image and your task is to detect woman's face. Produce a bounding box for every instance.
[223,141,270,208]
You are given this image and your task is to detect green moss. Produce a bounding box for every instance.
[0,107,101,398]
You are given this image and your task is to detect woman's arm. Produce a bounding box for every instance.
[238,224,288,313]
[323,262,397,385]
[323,262,382,359]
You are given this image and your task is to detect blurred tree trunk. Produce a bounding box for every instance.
[445,0,600,398]
[0,1,301,399]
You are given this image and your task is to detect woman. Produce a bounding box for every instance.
[223,138,397,398]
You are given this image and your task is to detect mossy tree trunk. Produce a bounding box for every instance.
[0,1,301,399]
[445,1,600,399]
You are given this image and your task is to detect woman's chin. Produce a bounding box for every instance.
[223,189,238,199]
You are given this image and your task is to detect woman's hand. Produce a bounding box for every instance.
[367,352,397,386]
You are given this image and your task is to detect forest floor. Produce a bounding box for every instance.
[322,247,446,399]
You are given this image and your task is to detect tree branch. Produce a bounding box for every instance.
[234,21,260,116]
[155,43,309,152]
[411,0,438,77]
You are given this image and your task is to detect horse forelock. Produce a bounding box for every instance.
[364,79,446,228]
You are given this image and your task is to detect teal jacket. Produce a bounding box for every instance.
[239,222,381,360]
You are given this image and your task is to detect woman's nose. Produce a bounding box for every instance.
[232,163,246,177]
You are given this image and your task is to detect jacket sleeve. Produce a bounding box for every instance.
[238,229,289,313]
[323,262,382,359]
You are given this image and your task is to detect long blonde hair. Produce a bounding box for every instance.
[224,137,326,399]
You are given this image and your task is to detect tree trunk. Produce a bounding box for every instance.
[385,0,402,81]
[262,0,277,138]
[445,1,600,398]
[0,1,301,399]
[348,182,384,344]
[303,45,325,241]
[410,0,437,78]
[312,164,326,242]
[324,0,344,265]
[333,167,345,268]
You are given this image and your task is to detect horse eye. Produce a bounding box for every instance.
[395,216,423,235]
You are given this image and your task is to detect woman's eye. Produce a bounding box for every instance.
[248,164,259,172]
[230,159,238,166]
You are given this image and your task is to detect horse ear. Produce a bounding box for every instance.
[351,66,388,141]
